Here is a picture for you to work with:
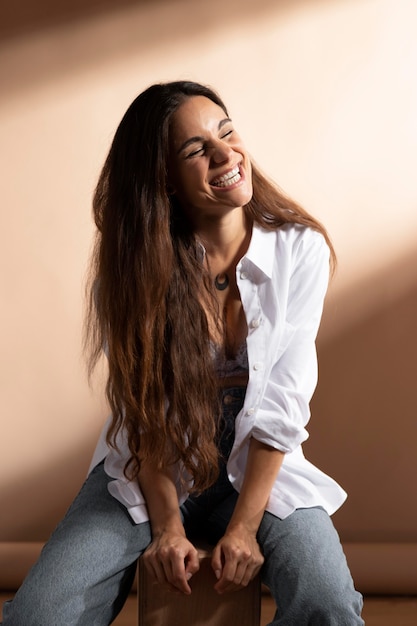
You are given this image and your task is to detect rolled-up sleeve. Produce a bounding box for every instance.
[251,230,330,453]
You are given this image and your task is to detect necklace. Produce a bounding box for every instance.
[214,272,229,291]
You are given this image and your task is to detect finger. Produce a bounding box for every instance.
[145,556,168,587]
[147,557,181,594]
[219,554,264,593]
[164,545,200,594]
[214,558,239,594]
[237,560,260,588]
[146,546,178,589]
[185,548,200,578]
[211,544,223,581]
[215,570,241,593]
[215,550,257,593]
[168,557,192,594]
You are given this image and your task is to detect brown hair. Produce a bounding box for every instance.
[85,81,335,492]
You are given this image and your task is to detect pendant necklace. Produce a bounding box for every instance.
[214,273,229,291]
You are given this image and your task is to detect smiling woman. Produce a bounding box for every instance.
[168,95,253,222]
[1,81,364,625]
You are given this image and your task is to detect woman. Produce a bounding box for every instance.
[2,81,364,625]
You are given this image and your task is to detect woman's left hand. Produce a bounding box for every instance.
[211,524,264,594]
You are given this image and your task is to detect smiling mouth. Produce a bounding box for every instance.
[210,165,241,188]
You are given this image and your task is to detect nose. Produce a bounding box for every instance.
[210,139,233,164]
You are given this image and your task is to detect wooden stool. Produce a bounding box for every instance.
[138,544,261,625]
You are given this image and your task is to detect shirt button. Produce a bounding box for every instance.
[240,271,248,279]
[253,362,263,371]
[251,319,260,329]
[246,408,255,416]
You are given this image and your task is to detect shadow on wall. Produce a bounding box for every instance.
[307,242,417,544]
[0,0,141,39]
[0,0,337,99]
[0,0,334,40]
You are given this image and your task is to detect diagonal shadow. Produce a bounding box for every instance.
[0,0,333,41]
[307,243,417,543]
[0,0,336,99]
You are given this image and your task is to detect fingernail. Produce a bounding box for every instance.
[215,570,221,580]
[186,572,192,580]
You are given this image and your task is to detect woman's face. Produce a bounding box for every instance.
[168,96,253,223]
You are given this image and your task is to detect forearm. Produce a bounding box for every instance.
[227,437,285,534]
[211,438,284,592]
[138,463,184,537]
[139,464,200,594]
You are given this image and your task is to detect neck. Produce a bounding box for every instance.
[198,209,251,267]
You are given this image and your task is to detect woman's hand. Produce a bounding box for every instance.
[142,531,200,595]
[211,524,264,594]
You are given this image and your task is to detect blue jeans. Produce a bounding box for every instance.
[2,388,363,625]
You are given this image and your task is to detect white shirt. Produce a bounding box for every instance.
[89,223,347,522]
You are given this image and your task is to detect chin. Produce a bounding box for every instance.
[229,186,253,207]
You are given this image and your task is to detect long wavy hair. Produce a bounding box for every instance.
[85,80,335,492]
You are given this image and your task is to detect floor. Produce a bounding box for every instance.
[1,592,417,624]
[124,594,417,625]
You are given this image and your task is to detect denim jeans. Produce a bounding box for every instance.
[2,387,363,625]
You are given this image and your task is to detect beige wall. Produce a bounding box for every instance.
[1,0,417,592]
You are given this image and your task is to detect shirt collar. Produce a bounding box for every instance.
[196,224,275,280]
[244,224,275,279]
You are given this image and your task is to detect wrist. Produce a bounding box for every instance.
[226,518,259,537]
[150,514,185,538]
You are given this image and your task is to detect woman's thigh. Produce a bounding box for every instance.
[2,462,152,626]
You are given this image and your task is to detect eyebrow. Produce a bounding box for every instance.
[176,118,232,154]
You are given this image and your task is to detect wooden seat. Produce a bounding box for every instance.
[138,544,261,625]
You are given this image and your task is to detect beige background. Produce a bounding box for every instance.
[1,0,416,593]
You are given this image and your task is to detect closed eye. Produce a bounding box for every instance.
[186,145,205,158]
[185,127,233,158]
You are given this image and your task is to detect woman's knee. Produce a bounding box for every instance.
[296,591,364,625]
[0,466,152,626]
[263,566,363,625]
[259,507,364,624]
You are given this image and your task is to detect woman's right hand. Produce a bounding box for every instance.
[142,531,200,594]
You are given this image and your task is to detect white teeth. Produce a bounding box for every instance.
[211,166,241,187]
